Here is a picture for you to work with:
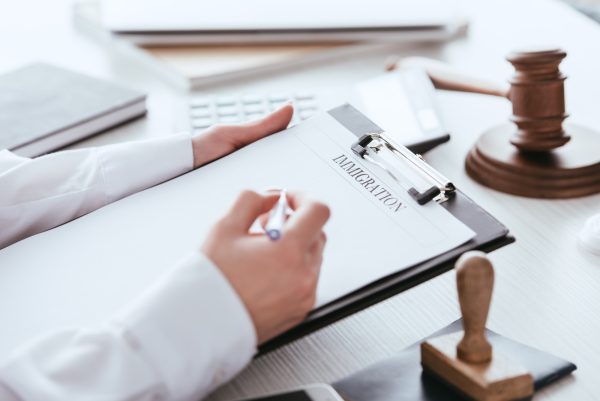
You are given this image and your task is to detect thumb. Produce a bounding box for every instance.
[228,104,294,148]
[225,190,279,233]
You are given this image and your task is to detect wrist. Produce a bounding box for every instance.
[113,251,257,397]
[191,134,206,169]
[192,131,225,169]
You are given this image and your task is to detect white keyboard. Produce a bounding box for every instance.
[187,69,450,154]
[188,92,322,135]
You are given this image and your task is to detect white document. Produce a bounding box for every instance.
[102,0,459,32]
[0,109,476,357]
[0,110,474,322]
[100,0,467,46]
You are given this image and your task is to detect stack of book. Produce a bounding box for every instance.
[73,3,377,90]
[73,2,467,91]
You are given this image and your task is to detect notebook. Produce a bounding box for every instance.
[0,63,146,157]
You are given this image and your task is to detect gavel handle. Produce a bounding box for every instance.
[387,57,510,99]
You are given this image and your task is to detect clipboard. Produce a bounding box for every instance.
[259,104,515,353]
[0,103,513,360]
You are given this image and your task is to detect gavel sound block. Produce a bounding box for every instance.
[420,252,534,401]
[389,49,600,199]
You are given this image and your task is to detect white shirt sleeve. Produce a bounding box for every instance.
[0,135,258,399]
[0,133,193,250]
[0,251,257,401]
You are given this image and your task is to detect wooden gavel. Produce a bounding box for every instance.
[388,48,600,199]
[387,49,570,152]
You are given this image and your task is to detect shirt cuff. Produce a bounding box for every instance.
[113,251,257,401]
[99,133,194,203]
[0,382,20,401]
[0,149,29,172]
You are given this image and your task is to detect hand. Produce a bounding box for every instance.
[201,190,330,344]
[191,104,293,168]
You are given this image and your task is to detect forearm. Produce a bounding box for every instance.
[0,251,256,401]
[0,134,193,249]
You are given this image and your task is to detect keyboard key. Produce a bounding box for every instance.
[191,117,213,128]
[294,92,314,100]
[269,93,290,102]
[216,105,239,116]
[297,99,317,110]
[241,95,262,104]
[190,108,213,118]
[243,104,266,114]
[218,115,242,124]
[189,97,211,108]
[270,102,288,111]
[245,111,266,120]
[299,110,316,120]
[215,96,237,106]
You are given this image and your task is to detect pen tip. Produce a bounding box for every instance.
[267,230,281,241]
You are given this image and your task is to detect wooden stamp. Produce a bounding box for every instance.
[420,251,534,401]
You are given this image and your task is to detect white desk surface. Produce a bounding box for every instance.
[1,0,600,399]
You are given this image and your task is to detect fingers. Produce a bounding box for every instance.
[244,103,294,141]
[224,190,280,233]
[221,104,294,148]
[222,189,330,245]
[192,105,293,168]
[306,232,327,269]
[259,190,329,245]
[257,188,289,230]
[300,233,326,312]
[385,56,400,71]
[285,196,330,246]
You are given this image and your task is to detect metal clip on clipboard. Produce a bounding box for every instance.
[351,133,455,205]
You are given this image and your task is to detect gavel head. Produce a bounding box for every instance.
[506,48,571,152]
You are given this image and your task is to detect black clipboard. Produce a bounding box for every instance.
[259,104,515,354]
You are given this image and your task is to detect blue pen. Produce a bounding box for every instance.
[265,190,289,241]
